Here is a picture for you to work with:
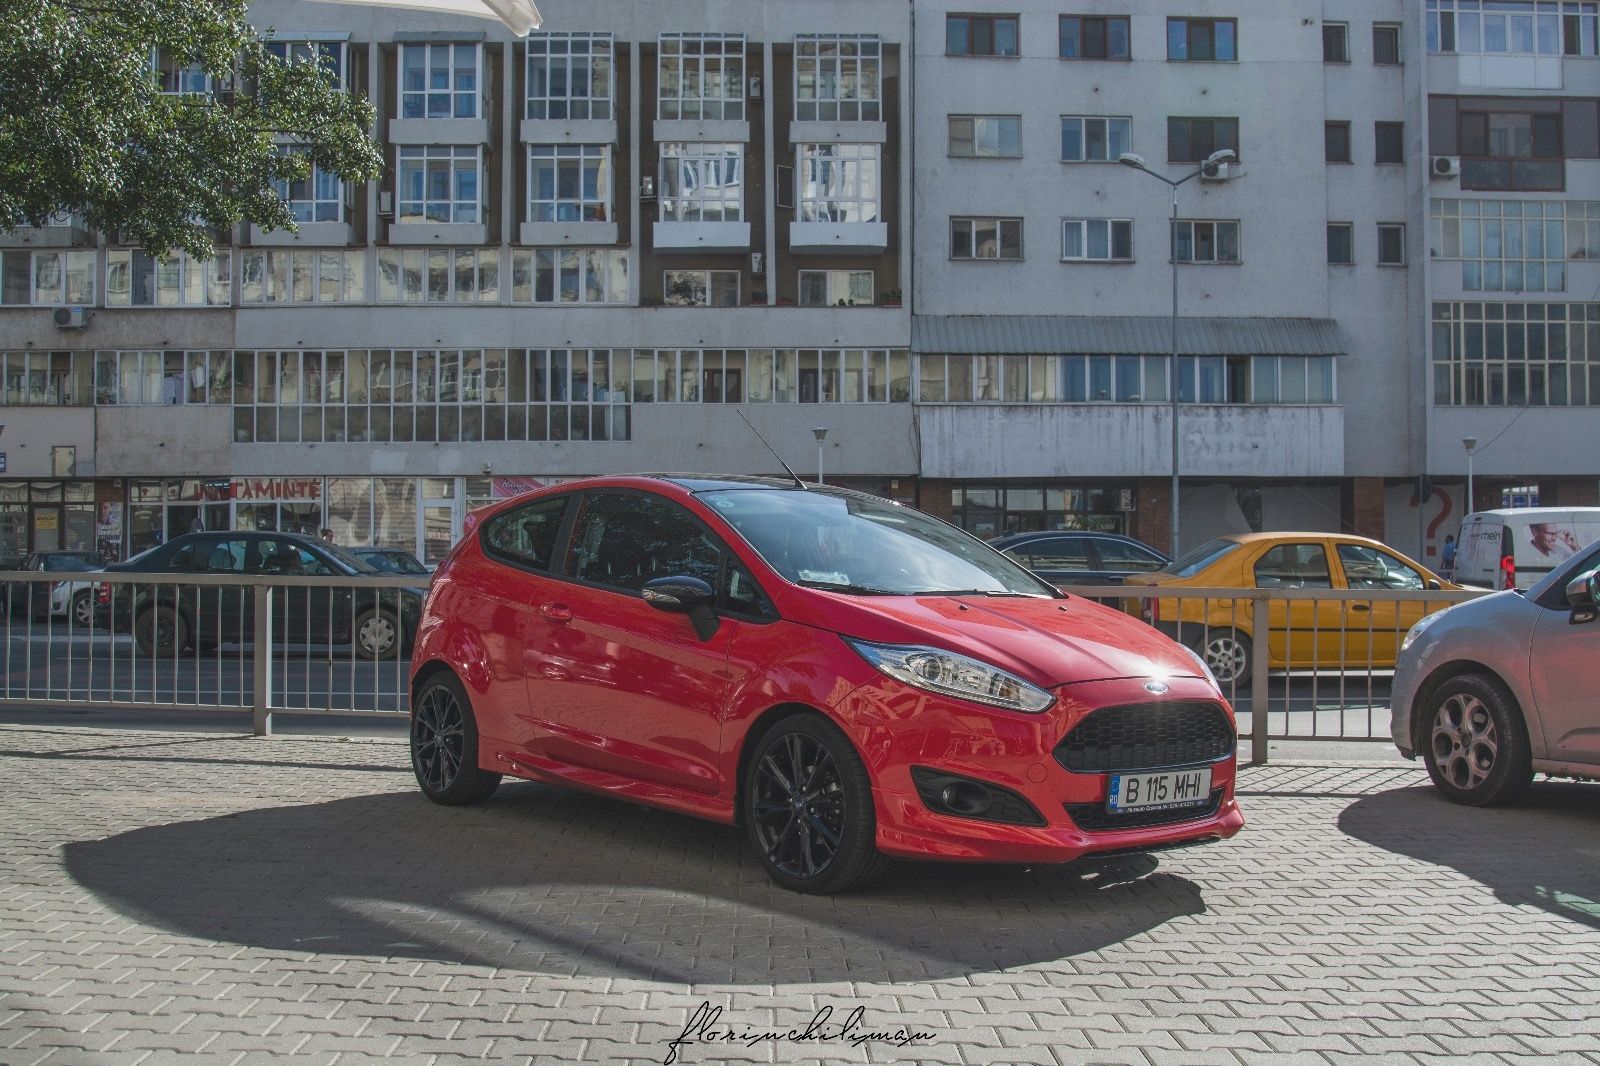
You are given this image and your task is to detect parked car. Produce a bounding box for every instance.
[408,475,1243,894]
[1392,541,1600,805]
[1122,533,1459,687]
[991,531,1170,591]
[349,547,430,575]
[1452,507,1600,591]
[96,531,422,659]
[3,551,102,621]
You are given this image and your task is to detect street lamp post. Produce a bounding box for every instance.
[1463,436,1478,516]
[1118,148,1237,557]
[812,426,828,485]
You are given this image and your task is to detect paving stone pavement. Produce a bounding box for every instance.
[1,723,1598,1066]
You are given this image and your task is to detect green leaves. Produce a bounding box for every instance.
[0,0,383,259]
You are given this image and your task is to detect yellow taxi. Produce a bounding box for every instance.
[1121,533,1460,686]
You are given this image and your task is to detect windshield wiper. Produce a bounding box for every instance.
[794,579,900,595]
[919,589,1051,598]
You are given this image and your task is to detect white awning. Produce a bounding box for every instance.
[315,0,542,35]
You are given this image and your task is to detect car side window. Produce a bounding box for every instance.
[164,543,196,572]
[565,492,722,593]
[1094,538,1167,572]
[199,540,246,573]
[482,495,569,571]
[1337,544,1423,591]
[722,558,774,618]
[1537,546,1600,609]
[1253,544,1333,589]
[1019,537,1092,572]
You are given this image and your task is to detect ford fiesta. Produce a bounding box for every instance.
[409,475,1243,893]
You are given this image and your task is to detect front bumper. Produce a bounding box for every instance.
[834,674,1243,865]
[1390,648,1426,759]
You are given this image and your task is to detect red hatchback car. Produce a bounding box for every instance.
[409,475,1243,893]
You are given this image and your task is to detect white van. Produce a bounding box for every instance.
[1452,507,1600,590]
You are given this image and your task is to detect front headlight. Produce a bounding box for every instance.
[845,639,1055,714]
[1401,609,1447,652]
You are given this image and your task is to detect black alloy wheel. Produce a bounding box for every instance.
[743,715,887,894]
[410,672,501,805]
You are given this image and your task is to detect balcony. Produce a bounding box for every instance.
[653,221,751,252]
[0,213,94,248]
[388,117,490,145]
[249,222,355,247]
[789,221,888,255]
[520,118,618,146]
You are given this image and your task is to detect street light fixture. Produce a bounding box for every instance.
[812,427,828,485]
[1118,147,1238,556]
[1462,436,1478,515]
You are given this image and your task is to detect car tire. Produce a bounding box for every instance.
[1420,673,1532,807]
[354,607,402,660]
[71,591,95,629]
[411,671,501,806]
[1196,628,1252,689]
[133,606,188,657]
[742,713,888,895]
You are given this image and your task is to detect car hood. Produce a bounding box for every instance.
[790,591,1205,688]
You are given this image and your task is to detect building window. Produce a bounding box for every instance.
[376,248,500,303]
[1323,22,1350,62]
[272,147,343,223]
[1167,17,1236,61]
[1060,15,1130,59]
[1426,0,1598,56]
[263,40,345,89]
[150,47,212,94]
[946,14,1020,56]
[1432,301,1600,406]
[659,143,743,222]
[658,33,744,120]
[1372,23,1402,63]
[511,248,628,304]
[400,43,479,119]
[105,249,230,306]
[922,353,1329,409]
[948,115,1022,158]
[1062,116,1131,162]
[794,35,881,121]
[1377,223,1406,265]
[797,143,879,222]
[1172,220,1240,263]
[1168,117,1240,162]
[629,349,909,404]
[1062,219,1133,261]
[1327,223,1355,265]
[1459,110,1564,191]
[950,217,1022,260]
[664,270,738,307]
[946,482,1134,539]
[0,352,96,406]
[1374,121,1405,164]
[1430,199,1600,292]
[396,146,480,224]
[528,144,611,222]
[526,32,613,120]
[241,250,365,304]
[799,270,873,306]
[1325,121,1352,163]
[0,250,97,306]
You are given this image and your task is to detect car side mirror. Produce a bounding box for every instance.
[641,575,720,640]
[1566,569,1599,625]
[1425,579,1442,591]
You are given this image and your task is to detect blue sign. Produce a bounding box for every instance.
[0,452,7,472]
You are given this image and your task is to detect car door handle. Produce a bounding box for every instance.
[540,603,573,624]
[1349,603,1370,611]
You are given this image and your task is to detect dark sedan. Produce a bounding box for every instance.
[990,531,1170,591]
[96,531,423,659]
[349,547,430,575]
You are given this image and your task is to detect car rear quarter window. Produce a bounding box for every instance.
[483,495,570,571]
[1165,538,1239,577]
[1253,544,1333,589]
[1016,537,1093,572]
[1094,538,1166,572]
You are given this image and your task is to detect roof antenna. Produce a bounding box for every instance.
[736,409,808,490]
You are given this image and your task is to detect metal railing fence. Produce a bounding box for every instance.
[1,572,1489,761]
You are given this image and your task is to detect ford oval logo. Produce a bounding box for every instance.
[1144,680,1170,695]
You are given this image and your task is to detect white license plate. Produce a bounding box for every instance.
[1107,767,1212,813]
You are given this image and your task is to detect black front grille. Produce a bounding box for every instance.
[1054,700,1235,774]
[1065,789,1225,832]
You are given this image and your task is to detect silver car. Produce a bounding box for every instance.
[1392,541,1600,805]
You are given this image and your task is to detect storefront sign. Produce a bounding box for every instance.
[491,476,546,499]
[230,477,322,501]
[96,502,123,538]
[35,511,59,531]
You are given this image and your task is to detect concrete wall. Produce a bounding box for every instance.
[95,407,233,477]
[0,408,95,477]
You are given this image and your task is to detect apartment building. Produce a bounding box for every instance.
[1,0,1596,568]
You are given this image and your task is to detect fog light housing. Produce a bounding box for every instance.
[911,767,1046,827]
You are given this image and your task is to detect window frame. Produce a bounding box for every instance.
[950,216,1024,261]
[1167,116,1241,163]
[948,114,1023,159]
[1377,223,1407,266]
[1327,222,1355,266]
[1059,15,1131,60]
[480,493,575,574]
[1374,121,1405,165]
[1325,121,1353,164]
[528,143,612,223]
[658,142,744,223]
[1323,22,1350,62]
[1372,22,1403,64]
[1252,543,1334,590]
[946,14,1021,57]
[1167,17,1238,61]
[1457,109,1566,192]
[525,32,614,121]
[796,143,880,223]
[657,33,745,120]
[398,41,481,120]
[798,269,874,307]
[396,145,482,224]
[1172,219,1241,264]
[1061,115,1133,162]
[662,269,740,307]
[794,34,882,122]
[1061,218,1135,262]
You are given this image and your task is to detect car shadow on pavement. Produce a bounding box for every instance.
[63,781,1206,984]
[1339,781,1600,931]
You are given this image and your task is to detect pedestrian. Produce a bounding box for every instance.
[320,527,335,545]
[1440,534,1456,577]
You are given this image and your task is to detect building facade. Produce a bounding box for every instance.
[1,0,1596,568]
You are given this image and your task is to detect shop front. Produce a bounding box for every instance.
[948,482,1136,540]
[0,480,99,562]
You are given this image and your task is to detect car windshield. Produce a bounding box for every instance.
[319,542,379,574]
[360,551,427,575]
[701,488,1058,596]
[1162,538,1241,577]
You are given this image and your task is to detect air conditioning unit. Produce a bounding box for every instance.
[748,75,763,99]
[1200,161,1240,182]
[52,306,90,329]
[1432,155,1461,179]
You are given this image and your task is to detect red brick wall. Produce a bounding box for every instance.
[916,479,956,524]
[1343,477,1386,541]
[1133,479,1172,554]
